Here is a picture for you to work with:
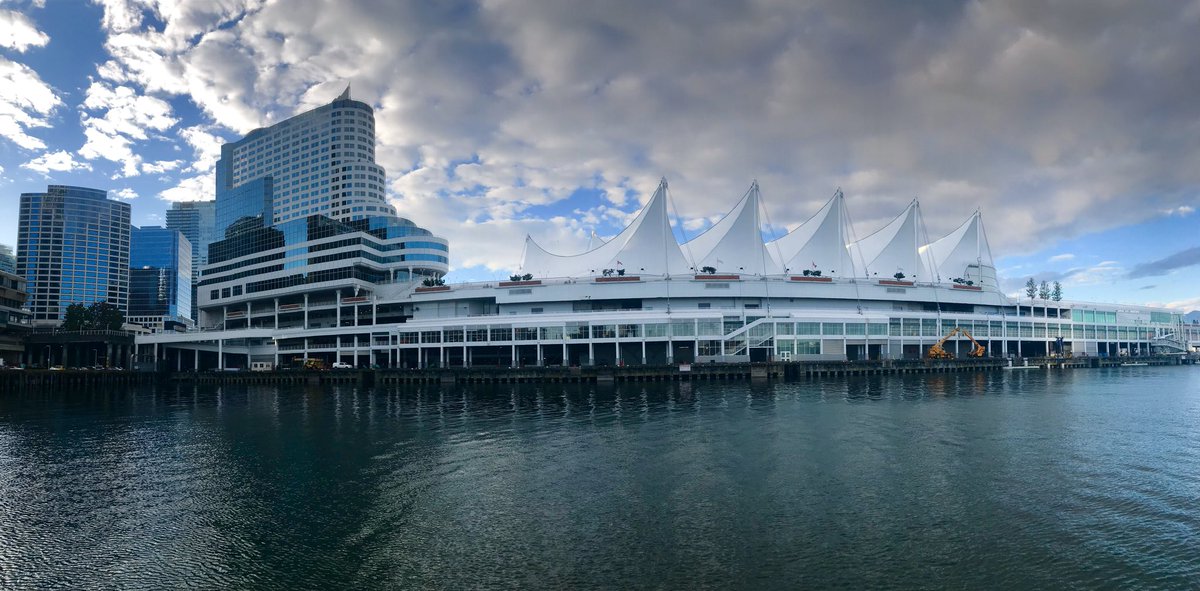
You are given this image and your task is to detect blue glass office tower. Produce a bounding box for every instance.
[166,201,216,321]
[17,185,131,326]
[200,87,448,330]
[130,226,192,331]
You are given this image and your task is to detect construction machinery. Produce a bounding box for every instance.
[927,327,986,359]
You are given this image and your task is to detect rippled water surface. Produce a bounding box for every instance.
[2,368,1199,589]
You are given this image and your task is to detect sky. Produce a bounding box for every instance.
[0,0,1197,311]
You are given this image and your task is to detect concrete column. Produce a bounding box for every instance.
[273,297,279,329]
[194,348,200,371]
[588,342,594,367]
[372,298,377,325]
[335,335,340,365]
[336,289,342,328]
[511,343,516,368]
[303,294,309,328]
[176,349,182,371]
[217,339,224,370]
[641,340,646,366]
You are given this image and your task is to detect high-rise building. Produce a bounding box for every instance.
[166,201,216,321]
[0,244,15,274]
[199,87,448,330]
[215,86,394,237]
[17,185,131,326]
[129,226,192,332]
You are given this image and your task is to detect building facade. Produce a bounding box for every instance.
[17,185,131,326]
[129,226,192,332]
[197,87,448,330]
[166,200,216,321]
[0,270,30,366]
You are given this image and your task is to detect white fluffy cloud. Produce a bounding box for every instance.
[0,55,60,150]
[0,9,49,52]
[158,174,213,202]
[21,150,92,174]
[87,0,1200,273]
[115,187,138,199]
[77,81,179,177]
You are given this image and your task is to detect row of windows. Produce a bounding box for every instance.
[387,319,1168,343]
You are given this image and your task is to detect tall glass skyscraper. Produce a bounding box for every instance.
[17,186,131,326]
[129,226,192,332]
[215,86,394,237]
[166,201,216,321]
[199,87,448,330]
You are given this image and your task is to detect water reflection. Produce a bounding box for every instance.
[0,368,1197,589]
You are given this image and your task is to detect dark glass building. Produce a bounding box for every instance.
[129,226,192,331]
[17,185,131,326]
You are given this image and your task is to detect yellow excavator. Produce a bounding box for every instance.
[927,327,986,359]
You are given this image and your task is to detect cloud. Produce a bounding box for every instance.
[1048,253,1075,262]
[141,159,181,173]
[114,187,138,199]
[77,81,179,177]
[1164,205,1195,216]
[21,150,92,174]
[1127,246,1200,279]
[159,174,214,202]
[0,55,60,149]
[178,125,225,173]
[85,0,1200,272]
[0,9,50,52]
[1137,285,1157,290]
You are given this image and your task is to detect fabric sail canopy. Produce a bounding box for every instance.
[520,180,692,277]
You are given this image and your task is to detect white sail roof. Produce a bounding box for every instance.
[682,183,781,275]
[920,211,997,287]
[585,230,606,250]
[850,201,934,280]
[520,180,692,277]
[768,190,857,277]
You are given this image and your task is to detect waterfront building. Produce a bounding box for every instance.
[137,179,1191,370]
[129,226,192,332]
[166,201,216,321]
[194,87,448,333]
[17,185,131,326]
[0,270,30,366]
[0,244,15,274]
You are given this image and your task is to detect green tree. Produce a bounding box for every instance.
[1038,281,1050,300]
[62,303,90,331]
[1051,281,1063,302]
[1024,277,1037,299]
[89,302,125,330]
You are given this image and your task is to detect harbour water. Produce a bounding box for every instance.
[1,368,1198,589]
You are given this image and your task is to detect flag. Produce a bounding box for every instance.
[616,260,623,265]
[811,261,818,269]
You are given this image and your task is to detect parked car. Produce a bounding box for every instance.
[332,361,353,370]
